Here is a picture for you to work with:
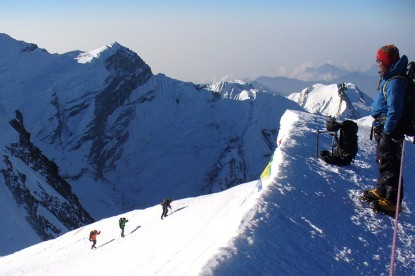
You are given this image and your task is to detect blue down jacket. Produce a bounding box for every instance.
[371,55,408,134]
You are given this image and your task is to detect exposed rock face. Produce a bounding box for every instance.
[81,46,152,179]
[1,111,94,240]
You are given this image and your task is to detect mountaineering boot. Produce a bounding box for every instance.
[360,189,386,202]
[370,199,402,216]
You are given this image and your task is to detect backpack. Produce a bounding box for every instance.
[320,118,358,166]
[161,198,172,206]
[89,231,94,239]
[336,120,358,160]
[382,61,415,137]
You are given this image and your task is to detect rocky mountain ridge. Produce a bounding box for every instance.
[1,111,93,248]
[0,33,372,254]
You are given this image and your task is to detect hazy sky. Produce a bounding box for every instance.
[2,0,414,83]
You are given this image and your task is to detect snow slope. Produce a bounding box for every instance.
[0,110,414,275]
[0,33,303,225]
[1,33,307,255]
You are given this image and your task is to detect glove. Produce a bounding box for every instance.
[326,117,341,132]
[379,132,392,152]
[373,126,383,141]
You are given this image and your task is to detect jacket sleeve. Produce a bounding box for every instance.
[384,78,406,134]
[371,90,387,119]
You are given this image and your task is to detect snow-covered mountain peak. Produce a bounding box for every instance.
[204,80,261,100]
[207,79,254,91]
[0,33,48,61]
[75,41,123,64]
[287,82,373,120]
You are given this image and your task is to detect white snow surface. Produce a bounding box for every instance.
[75,42,122,64]
[0,110,414,275]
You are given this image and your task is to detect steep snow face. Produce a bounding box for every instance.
[0,34,152,254]
[0,110,413,275]
[287,83,373,119]
[0,111,93,255]
[207,110,415,275]
[0,112,42,255]
[63,75,302,218]
[0,179,262,275]
[0,33,50,63]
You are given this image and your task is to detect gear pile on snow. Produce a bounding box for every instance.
[319,117,358,166]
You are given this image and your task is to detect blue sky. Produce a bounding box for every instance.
[1,0,414,83]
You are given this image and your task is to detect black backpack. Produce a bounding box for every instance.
[382,61,415,137]
[336,120,358,159]
[89,231,94,239]
[320,118,358,166]
[161,198,172,206]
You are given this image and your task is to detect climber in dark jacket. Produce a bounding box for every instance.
[160,198,172,220]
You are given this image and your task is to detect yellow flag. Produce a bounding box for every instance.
[260,162,272,180]
[260,154,274,180]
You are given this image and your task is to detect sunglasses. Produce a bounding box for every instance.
[376,60,382,65]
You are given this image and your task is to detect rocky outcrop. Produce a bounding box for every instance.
[203,135,247,193]
[1,111,94,240]
[81,46,153,179]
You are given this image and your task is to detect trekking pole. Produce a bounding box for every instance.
[316,130,320,158]
[336,83,346,120]
[331,132,338,156]
[370,125,374,141]
[330,83,346,151]
[389,140,406,276]
[316,129,330,158]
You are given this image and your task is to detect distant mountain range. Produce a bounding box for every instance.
[0,33,373,255]
[253,63,380,99]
